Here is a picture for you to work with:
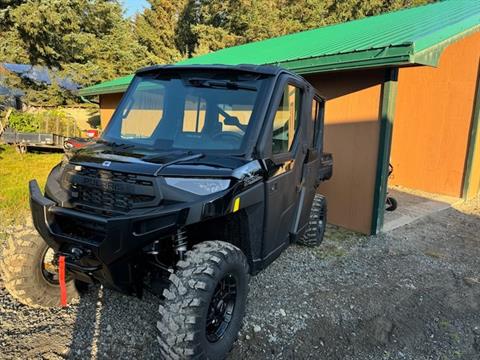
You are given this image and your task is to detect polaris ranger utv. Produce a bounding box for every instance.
[1,65,332,359]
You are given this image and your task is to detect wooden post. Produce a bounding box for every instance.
[0,108,12,137]
[371,68,399,235]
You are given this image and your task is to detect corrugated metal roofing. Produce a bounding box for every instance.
[79,0,480,96]
[78,74,134,96]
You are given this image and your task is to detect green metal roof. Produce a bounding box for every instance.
[79,74,134,96]
[79,0,480,96]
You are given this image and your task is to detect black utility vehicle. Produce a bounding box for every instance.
[1,65,332,359]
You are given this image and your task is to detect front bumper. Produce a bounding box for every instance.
[29,180,188,292]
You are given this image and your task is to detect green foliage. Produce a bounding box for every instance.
[8,111,40,133]
[0,0,434,107]
[0,144,63,225]
[8,109,80,135]
[0,0,157,106]
[134,0,185,63]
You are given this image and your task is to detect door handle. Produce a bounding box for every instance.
[270,182,278,192]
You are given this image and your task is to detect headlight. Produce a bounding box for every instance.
[164,178,230,195]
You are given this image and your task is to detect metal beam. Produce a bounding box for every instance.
[462,61,480,199]
[371,68,399,235]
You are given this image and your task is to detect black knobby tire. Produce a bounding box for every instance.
[157,241,249,360]
[385,196,398,212]
[0,226,78,308]
[298,194,327,247]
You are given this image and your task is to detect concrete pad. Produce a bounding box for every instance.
[382,186,463,232]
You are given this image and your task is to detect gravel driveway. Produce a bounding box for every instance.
[1,197,479,360]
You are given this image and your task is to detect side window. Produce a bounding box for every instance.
[272,84,301,154]
[311,97,321,147]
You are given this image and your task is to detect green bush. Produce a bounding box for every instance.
[8,112,41,133]
[8,110,80,136]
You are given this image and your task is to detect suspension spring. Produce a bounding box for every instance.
[174,228,188,260]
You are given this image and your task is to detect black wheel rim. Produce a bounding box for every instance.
[206,273,237,343]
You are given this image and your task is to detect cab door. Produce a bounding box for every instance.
[293,95,325,235]
[261,77,307,264]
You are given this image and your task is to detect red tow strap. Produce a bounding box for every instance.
[58,255,67,307]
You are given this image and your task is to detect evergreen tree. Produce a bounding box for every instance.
[0,0,157,105]
[176,0,432,57]
[134,0,184,64]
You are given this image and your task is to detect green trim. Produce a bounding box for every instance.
[462,62,480,199]
[276,46,413,74]
[78,75,134,96]
[371,68,399,235]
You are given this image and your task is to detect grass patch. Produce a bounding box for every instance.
[0,145,62,226]
[424,250,446,259]
[311,224,361,259]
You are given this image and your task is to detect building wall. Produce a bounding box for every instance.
[306,69,385,234]
[99,93,123,130]
[390,31,480,197]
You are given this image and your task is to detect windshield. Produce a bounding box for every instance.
[102,71,270,154]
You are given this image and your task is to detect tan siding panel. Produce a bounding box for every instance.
[307,70,384,234]
[99,93,124,130]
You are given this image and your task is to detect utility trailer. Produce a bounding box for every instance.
[1,130,66,153]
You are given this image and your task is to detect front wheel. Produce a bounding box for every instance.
[0,226,78,308]
[157,241,249,360]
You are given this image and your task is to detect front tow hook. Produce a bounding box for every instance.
[58,248,102,273]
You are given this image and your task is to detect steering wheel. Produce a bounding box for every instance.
[211,131,243,143]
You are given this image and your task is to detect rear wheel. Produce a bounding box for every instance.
[298,194,327,247]
[0,226,78,308]
[157,241,249,360]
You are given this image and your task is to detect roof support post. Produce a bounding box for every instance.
[462,61,480,200]
[371,67,399,235]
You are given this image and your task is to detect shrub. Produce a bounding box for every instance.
[8,109,80,136]
[8,111,41,133]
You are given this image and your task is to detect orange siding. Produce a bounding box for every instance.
[99,93,123,130]
[390,31,480,197]
[307,70,384,234]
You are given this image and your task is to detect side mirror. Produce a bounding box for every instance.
[223,116,241,127]
[223,116,247,131]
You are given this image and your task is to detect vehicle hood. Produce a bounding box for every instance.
[68,143,253,178]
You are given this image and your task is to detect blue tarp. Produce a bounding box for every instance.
[0,74,25,97]
[2,63,80,91]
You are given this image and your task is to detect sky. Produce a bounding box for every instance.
[122,0,149,18]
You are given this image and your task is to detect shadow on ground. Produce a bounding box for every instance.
[0,205,479,359]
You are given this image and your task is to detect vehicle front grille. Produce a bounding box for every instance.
[63,166,158,213]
